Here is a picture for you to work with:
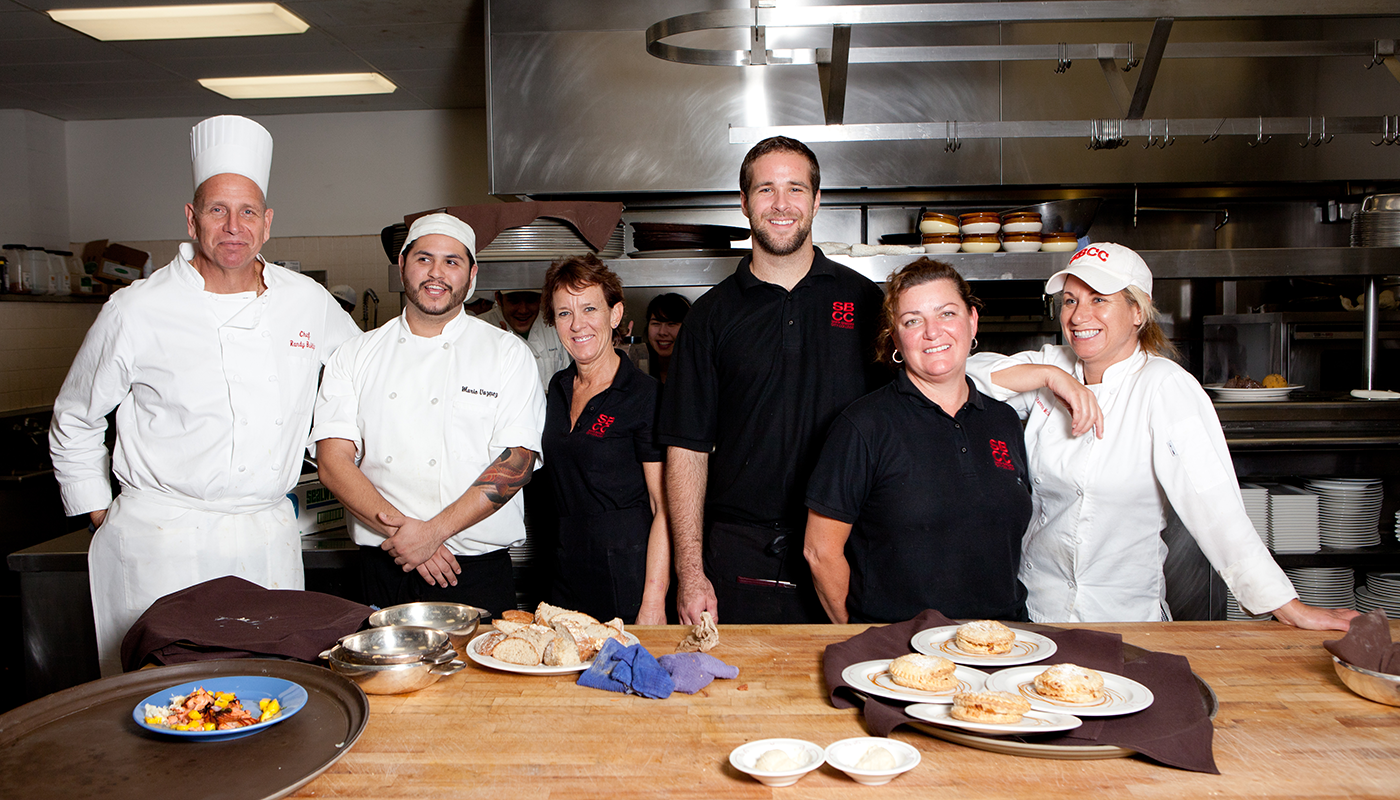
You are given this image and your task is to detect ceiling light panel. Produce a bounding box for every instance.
[48,3,309,41]
[198,72,397,98]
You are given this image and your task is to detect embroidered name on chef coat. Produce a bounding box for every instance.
[289,330,316,351]
[461,386,499,398]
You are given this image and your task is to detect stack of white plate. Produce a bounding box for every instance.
[1394,509,1399,542]
[1204,384,1300,403]
[477,219,625,262]
[1268,485,1320,554]
[1240,483,1270,545]
[1305,477,1383,548]
[1225,591,1272,621]
[1284,567,1355,609]
[1356,573,1400,615]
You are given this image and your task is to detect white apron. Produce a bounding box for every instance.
[89,488,302,676]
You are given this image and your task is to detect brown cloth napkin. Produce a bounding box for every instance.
[1324,609,1400,674]
[407,201,624,255]
[822,609,1219,774]
[120,576,372,672]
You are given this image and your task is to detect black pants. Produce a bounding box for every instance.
[358,545,516,618]
[703,520,826,624]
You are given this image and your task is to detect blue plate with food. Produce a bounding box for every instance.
[133,676,308,741]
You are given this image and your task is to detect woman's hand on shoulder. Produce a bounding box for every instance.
[1271,598,1359,632]
[1039,367,1104,439]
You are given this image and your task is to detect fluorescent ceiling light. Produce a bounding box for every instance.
[198,73,398,99]
[49,3,308,41]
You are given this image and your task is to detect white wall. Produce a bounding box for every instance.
[65,108,494,241]
[0,110,70,249]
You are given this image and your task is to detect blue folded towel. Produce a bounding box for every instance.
[577,638,675,699]
[657,652,739,694]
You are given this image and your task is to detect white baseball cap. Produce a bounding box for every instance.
[401,213,477,263]
[191,115,273,197]
[1044,242,1153,297]
[330,284,356,307]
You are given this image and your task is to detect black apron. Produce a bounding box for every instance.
[551,505,653,623]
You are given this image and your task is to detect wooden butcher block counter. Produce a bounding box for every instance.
[291,622,1400,799]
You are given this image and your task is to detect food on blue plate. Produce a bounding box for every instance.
[143,687,280,731]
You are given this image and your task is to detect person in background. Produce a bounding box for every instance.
[330,284,357,315]
[49,115,361,675]
[465,292,495,317]
[658,136,887,624]
[479,288,571,391]
[804,259,1031,624]
[540,254,669,624]
[313,213,545,614]
[645,292,691,385]
[965,242,1356,630]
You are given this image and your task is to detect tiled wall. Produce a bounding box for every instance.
[0,234,398,414]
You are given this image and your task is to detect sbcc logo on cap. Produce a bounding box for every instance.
[1070,245,1113,264]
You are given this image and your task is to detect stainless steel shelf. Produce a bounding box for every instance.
[472,247,1400,290]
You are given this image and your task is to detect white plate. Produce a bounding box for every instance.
[905,703,1083,736]
[1351,389,1400,401]
[983,666,1155,716]
[465,630,640,675]
[841,659,988,704]
[729,738,826,787]
[909,625,1058,666]
[1204,384,1302,402]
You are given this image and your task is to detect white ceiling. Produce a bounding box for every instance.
[0,0,486,120]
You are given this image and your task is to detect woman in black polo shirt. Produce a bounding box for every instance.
[541,254,669,624]
[803,258,1033,624]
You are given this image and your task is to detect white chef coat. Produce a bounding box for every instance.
[477,307,571,390]
[50,242,361,674]
[966,345,1297,623]
[311,310,546,555]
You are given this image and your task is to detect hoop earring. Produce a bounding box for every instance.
[892,350,904,364]
[970,337,979,352]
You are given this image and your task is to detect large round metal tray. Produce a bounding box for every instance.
[0,659,368,800]
[901,624,1218,760]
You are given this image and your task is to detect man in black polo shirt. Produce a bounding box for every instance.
[658,136,887,624]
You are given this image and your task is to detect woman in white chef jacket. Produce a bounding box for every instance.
[965,242,1357,630]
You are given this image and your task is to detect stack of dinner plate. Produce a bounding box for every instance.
[1351,194,1400,247]
[1226,590,1272,621]
[1240,483,1270,545]
[1305,477,1383,548]
[477,219,625,262]
[1268,485,1320,554]
[1394,509,1400,542]
[1356,573,1400,616]
[1284,567,1356,609]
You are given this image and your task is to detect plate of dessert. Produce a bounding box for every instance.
[840,654,988,704]
[906,691,1083,736]
[983,663,1154,716]
[911,620,1057,666]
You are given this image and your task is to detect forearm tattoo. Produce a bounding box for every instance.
[473,448,535,508]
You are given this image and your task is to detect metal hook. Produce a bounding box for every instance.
[1318,117,1333,146]
[1122,41,1139,72]
[1247,116,1271,147]
[1203,118,1225,145]
[1367,40,1387,69]
[944,120,961,153]
[1055,42,1071,74]
[1373,115,1391,146]
[1158,119,1174,149]
[1142,118,1156,150]
[1300,117,1314,148]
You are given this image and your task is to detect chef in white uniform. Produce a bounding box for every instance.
[478,289,570,390]
[50,115,361,675]
[312,213,546,614]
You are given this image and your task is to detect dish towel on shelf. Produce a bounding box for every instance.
[1324,609,1400,673]
[577,638,675,699]
[821,609,1219,774]
[657,652,739,694]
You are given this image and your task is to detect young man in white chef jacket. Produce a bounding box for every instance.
[49,115,362,676]
[312,213,546,614]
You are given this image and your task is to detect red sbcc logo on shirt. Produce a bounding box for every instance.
[587,414,615,438]
[831,301,855,329]
[989,439,1016,471]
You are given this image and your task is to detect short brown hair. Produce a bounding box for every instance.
[876,258,982,368]
[541,253,624,327]
[739,136,821,195]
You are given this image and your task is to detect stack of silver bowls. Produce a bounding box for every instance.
[321,618,468,694]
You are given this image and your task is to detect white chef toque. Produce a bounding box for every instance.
[191,115,274,197]
[401,212,479,296]
[1044,242,1153,297]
